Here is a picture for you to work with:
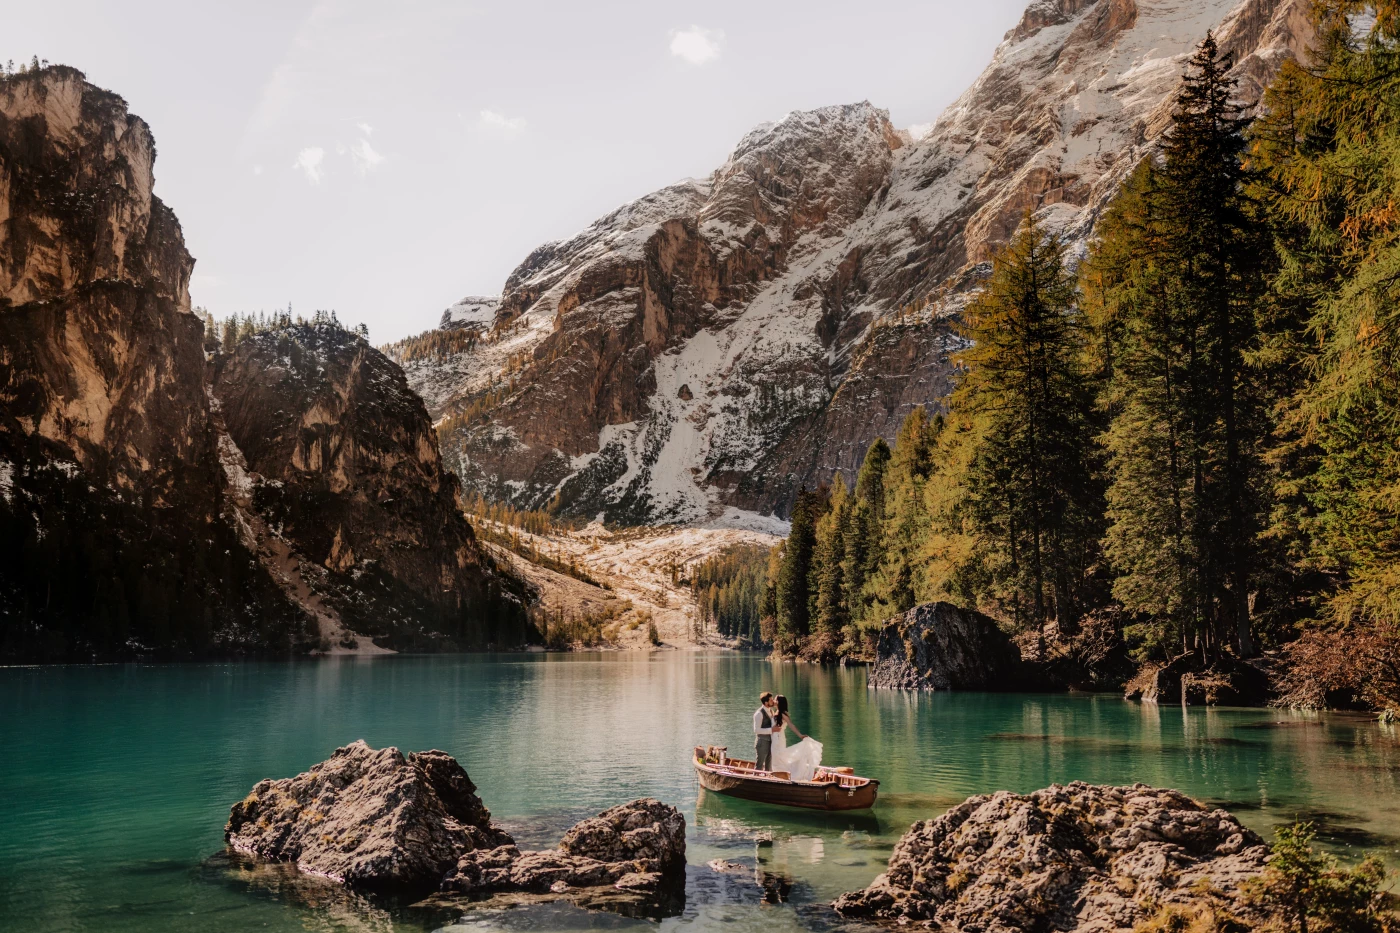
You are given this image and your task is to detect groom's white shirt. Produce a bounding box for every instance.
[753,706,773,735]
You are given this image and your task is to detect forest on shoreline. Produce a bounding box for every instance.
[694,7,1400,712]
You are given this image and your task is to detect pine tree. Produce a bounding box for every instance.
[955,213,1102,638]
[864,408,939,623]
[774,487,825,651]
[843,438,891,628]
[1086,34,1272,659]
[812,474,850,650]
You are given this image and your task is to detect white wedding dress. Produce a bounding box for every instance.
[771,724,823,782]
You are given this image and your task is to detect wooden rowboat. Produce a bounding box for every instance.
[693,745,879,811]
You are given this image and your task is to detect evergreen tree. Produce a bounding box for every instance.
[812,474,850,649]
[774,487,825,651]
[843,438,891,628]
[864,408,940,623]
[1086,34,1272,659]
[956,212,1102,638]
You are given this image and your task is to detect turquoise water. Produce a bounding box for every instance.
[3,652,1400,932]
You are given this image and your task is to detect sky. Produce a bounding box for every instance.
[10,0,1030,343]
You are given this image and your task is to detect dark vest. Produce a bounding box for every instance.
[759,708,772,729]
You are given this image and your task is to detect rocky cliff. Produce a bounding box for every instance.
[0,66,313,660]
[213,322,528,651]
[0,66,525,660]
[401,0,1313,524]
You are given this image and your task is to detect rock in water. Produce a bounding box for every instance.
[443,798,686,897]
[833,782,1269,931]
[227,742,686,915]
[559,798,686,872]
[225,740,513,896]
[868,602,1023,690]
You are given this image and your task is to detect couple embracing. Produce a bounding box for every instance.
[752,691,823,781]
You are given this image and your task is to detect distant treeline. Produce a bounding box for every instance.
[690,545,769,646]
[198,307,368,352]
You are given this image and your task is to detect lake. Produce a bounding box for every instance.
[3,651,1399,932]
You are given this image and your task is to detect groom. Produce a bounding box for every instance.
[752,691,778,771]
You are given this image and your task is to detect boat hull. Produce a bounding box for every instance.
[694,761,879,811]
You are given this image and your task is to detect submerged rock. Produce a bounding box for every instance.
[226,742,685,916]
[868,601,1024,690]
[833,782,1269,931]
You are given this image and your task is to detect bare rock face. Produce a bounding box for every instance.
[226,740,514,897]
[401,0,1313,525]
[0,66,313,660]
[869,602,1025,690]
[833,782,1270,931]
[227,742,686,914]
[211,323,528,651]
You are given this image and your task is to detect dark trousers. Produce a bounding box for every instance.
[754,734,772,771]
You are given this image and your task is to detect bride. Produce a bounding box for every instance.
[770,695,822,781]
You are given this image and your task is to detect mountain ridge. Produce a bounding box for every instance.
[401,0,1313,526]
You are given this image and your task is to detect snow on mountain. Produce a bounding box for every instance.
[406,0,1312,525]
[441,296,500,330]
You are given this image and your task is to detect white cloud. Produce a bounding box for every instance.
[477,109,526,139]
[670,26,723,65]
[294,146,325,183]
[908,122,935,141]
[252,164,264,176]
[357,122,373,136]
[350,137,384,175]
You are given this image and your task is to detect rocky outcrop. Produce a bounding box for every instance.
[401,0,1314,525]
[212,322,528,651]
[833,782,1270,931]
[227,742,685,913]
[0,66,313,660]
[868,602,1024,690]
[226,740,514,896]
[443,799,686,899]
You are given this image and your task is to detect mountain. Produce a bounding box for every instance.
[213,321,526,651]
[0,67,526,661]
[397,0,1313,525]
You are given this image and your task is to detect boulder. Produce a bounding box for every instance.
[833,782,1269,931]
[868,602,1024,690]
[225,740,513,896]
[559,798,686,872]
[227,743,686,916]
[443,798,686,898]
